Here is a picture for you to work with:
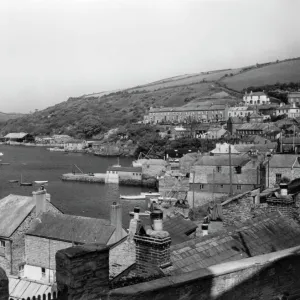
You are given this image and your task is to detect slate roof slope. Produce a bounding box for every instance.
[207,169,258,185]
[0,194,35,237]
[4,132,29,139]
[137,215,197,245]
[269,154,300,168]
[9,276,56,300]
[27,212,117,245]
[167,212,300,275]
[194,155,250,167]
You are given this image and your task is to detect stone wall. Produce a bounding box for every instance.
[108,246,300,300]
[0,268,8,300]
[56,244,109,300]
[0,240,12,276]
[269,167,300,187]
[25,235,72,270]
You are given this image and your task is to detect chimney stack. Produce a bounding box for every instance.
[128,206,140,242]
[280,183,288,196]
[110,202,123,242]
[202,218,209,236]
[134,209,171,275]
[33,187,47,217]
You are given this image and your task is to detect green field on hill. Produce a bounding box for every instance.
[221,59,300,91]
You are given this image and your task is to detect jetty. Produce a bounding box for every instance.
[61,173,106,183]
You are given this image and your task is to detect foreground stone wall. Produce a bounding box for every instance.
[0,268,8,300]
[108,246,300,300]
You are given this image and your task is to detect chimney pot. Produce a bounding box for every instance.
[33,188,47,217]
[110,202,123,242]
[280,183,288,196]
[201,222,209,236]
[151,209,163,231]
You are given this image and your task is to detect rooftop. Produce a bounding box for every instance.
[4,132,29,139]
[0,194,35,238]
[166,212,300,275]
[245,91,267,96]
[288,92,300,97]
[26,212,124,245]
[194,155,250,167]
[268,154,300,168]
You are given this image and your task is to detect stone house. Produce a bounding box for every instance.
[0,189,62,276]
[64,140,86,152]
[266,154,300,187]
[23,202,127,283]
[276,103,300,118]
[247,112,264,123]
[280,137,300,153]
[209,143,240,156]
[206,127,228,139]
[4,132,35,143]
[226,116,245,135]
[132,158,169,177]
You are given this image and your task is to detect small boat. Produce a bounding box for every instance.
[120,192,161,200]
[34,181,48,185]
[9,180,19,183]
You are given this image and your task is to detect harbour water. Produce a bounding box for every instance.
[0,145,150,226]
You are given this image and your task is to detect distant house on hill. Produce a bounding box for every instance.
[275,103,300,118]
[227,117,245,135]
[288,91,300,105]
[210,143,240,156]
[243,91,270,105]
[206,127,228,139]
[4,132,34,143]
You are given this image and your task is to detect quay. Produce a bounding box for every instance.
[61,173,106,183]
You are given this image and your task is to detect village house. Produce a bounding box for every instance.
[34,136,54,144]
[0,189,62,276]
[235,122,278,137]
[243,91,270,105]
[266,154,300,187]
[275,102,300,118]
[234,143,277,155]
[206,127,228,139]
[4,132,34,143]
[227,106,254,119]
[64,140,86,152]
[287,91,300,105]
[226,116,245,135]
[279,137,300,153]
[247,112,264,123]
[51,134,73,144]
[209,143,240,156]
[23,202,127,283]
[105,166,142,184]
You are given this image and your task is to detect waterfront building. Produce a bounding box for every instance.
[4,132,34,143]
[105,166,142,184]
[243,91,270,105]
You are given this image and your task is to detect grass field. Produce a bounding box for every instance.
[221,59,300,91]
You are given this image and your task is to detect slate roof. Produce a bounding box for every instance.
[0,194,35,238]
[194,155,250,167]
[249,112,263,119]
[234,143,277,153]
[282,137,300,144]
[207,169,258,185]
[137,215,197,245]
[167,212,300,275]
[9,276,56,300]
[236,123,266,130]
[107,166,142,172]
[4,132,29,139]
[245,92,266,96]
[27,212,117,245]
[268,154,300,168]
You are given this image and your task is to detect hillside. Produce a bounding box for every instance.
[221,58,300,91]
[1,57,300,138]
[0,112,24,123]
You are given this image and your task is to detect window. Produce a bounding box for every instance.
[216,166,222,173]
[276,173,282,184]
[199,184,204,190]
[220,184,224,188]
[0,240,5,256]
[235,166,242,174]
[19,265,24,277]
[41,267,46,278]
[237,185,241,190]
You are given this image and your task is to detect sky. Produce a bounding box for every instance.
[0,0,299,113]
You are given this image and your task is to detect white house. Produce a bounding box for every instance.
[243,91,270,105]
[275,103,300,118]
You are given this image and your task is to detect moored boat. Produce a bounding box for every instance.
[120,192,161,200]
